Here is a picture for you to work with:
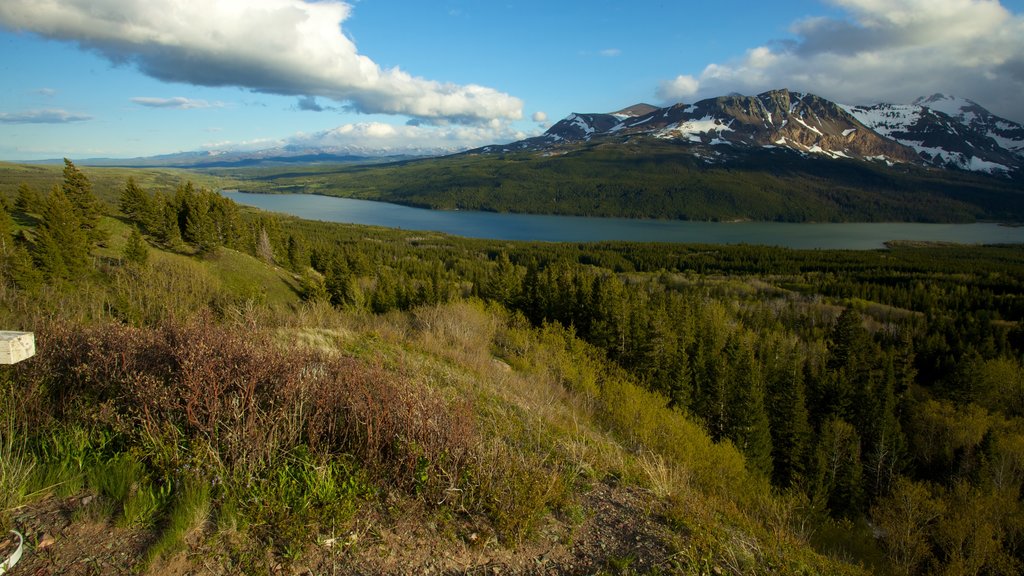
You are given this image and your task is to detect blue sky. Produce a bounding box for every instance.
[1,0,1023,160]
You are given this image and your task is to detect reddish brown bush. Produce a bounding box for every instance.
[20,317,476,501]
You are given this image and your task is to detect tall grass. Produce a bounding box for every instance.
[0,381,34,528]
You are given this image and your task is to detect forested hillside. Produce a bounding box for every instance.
[211,143,1024,223]
[2,161,1024,574]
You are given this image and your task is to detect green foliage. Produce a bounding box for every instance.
[62,158,107,245]
[4,163,1024,573]
[32,185,91,279]
[123,226,149,265]
[0,381,35,528]
[215,145,1024,223]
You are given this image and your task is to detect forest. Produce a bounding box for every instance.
[1,160,1024,574]
[208,142,1024,223]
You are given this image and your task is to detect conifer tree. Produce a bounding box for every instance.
[14,183,42,214]
[61,158,106,245]
[123,227,149,266]
[119,177,154,230]
[769,362,812,488]
[725,335,774,476]
[286,234,308,271]
[33,185,90,279]
[157,200,183,248]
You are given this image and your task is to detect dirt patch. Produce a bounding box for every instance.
[6,480,684,575]
[6,494,153,575]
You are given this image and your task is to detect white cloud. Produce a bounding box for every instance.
[657,75,700,101]
[280,120,536,153]
[658,0,1024,121]
[0,0,523,124]
[532,111,548,123]
[0,109,92,124]
[600,48,622,57]
[35,88,57,97]
[131,97,223,109]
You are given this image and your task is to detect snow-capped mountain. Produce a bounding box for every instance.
[479,89,1023,177]
[914,94,1024,156]
[844,95,1023,174]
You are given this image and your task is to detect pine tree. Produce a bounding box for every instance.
[157,200,183,248]
[33,185,90,279]
[119,177,154,230]
[725,334,774,476]
[123,227,149,266]
[178,184,218,254]
[769,362,812,488]
[286,235,308,271]
[14,183,42,214]
[62,158,106,245]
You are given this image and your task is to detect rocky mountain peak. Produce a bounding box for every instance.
[477,90,1023,176]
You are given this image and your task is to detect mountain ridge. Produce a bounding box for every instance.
[480,89,1024,178]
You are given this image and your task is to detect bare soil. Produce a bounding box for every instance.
[6,480,683,575]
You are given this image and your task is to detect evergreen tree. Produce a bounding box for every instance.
[178,184,218,254]
[286,234,308,271]
[119,177,154,230]
[61,158,106,245]
[725,334,774,476]
[14,183,42,214]
[33,185,90,279]
[123,227,149,266]
[769,362,812,488]
[157,200,183,248]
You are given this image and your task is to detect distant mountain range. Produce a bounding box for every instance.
[476,89,1024,178]
[27,146,434,168]
[28,89,1024,182]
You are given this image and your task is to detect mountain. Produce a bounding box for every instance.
[481,89,1024,177]
[844,95,1024,175]
[27,145,443,168]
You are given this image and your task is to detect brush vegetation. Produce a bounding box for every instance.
[1,161,1023,574]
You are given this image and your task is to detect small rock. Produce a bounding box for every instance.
[80,495,95,506]
[37,533,56,550]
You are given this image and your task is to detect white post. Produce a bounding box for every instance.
[0,332,34,364]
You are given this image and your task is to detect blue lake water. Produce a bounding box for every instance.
[221,191,1024,250]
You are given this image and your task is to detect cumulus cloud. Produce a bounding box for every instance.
[0,109,92,124]
[532,111,548,123]
[226,121,536,155]
[657,75,700,100]
[0,0,523,124]
[658,0,1024,121]
[131,97,223,109]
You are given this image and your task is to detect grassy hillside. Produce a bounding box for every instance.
[0,219,863,575]
[210,142,1024,223]
[3,162,1024,574]
[0,161,238,206]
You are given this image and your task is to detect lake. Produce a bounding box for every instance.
[220,191,1024,250]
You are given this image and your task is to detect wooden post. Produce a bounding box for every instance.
[0,332,34,364]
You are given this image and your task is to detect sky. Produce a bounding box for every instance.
[1,0,1023,161]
